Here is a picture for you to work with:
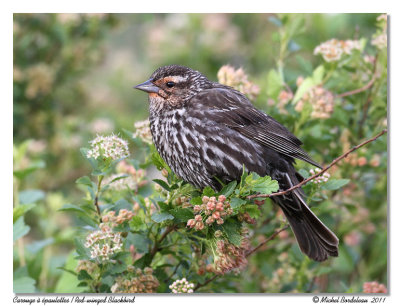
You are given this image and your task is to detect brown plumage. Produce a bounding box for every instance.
[135,64,339,261]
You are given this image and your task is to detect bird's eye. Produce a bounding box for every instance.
[166,81,175,88]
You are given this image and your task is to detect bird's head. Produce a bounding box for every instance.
[134,65,212,111]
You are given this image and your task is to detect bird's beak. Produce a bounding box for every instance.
[134,79,160,94]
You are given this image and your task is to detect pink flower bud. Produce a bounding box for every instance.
[207,202,216,211]
[202,196,209,203]
[193,205,202,213]
[212,211,220,219]
[216,202,224,211]
[187,219,196,228]
[218,195,226,202]
[195,221,204,230]
[194,215,202,221]
[206,216,214,225]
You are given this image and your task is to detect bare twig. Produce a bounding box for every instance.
[336,74,376,98]
[166,262,181,283]
[337,55,378,99]
[246,225,289,257]
[93,175,103,216]
[149,225,175,262]
[247,129,387,200]
[194,274,219,291]
[335,55,380,138]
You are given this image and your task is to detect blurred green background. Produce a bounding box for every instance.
[13,13,387,293]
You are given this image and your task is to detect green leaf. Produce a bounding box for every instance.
[13,217,30,241]
[19,189,45,204]
[322,179,350,191]
[153,179,171,191]
[130,215,145,229]
[13,203,35,223]
[26,238,54,254]
[101,275,115,287]
[202,186,215,197]
[13,160,45,180]
[252,176,279,194]
[58,203,87,214]
[170,208,194,223]
[113,198,133,211]
[109,174,129,184]
[76,214,99,229]
[245,205,261,219]
[219,181,237,197]
[128,233,151,254]
[13,267,36,293]
[113,222,130,232]
[312,65,325,84]
[151,151,167,170]
[80,147,99,170]
[75,176,93,187]
[74,238,91,260]
[240,166,248,188]
[77,270,93,281]
[13,276,36,293]
[230,197,247,209]
[222,219,242,246]
[266,69,283,99]
[293,77,314,103]
[190,196,203,205]
[151,212,174,223]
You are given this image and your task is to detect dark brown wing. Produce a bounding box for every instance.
[188,87,322,168]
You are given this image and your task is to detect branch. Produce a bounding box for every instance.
[247,129,387,200]
[165,262,181,283]
[336,55,378,99]
[245,225,289,257]
[149,225,175,261]
[93,175,104,217]
[336,74,376,98]
[194,274,219,291]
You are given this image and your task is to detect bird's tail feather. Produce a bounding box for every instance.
[273,172,339,262]
[277,193,339,261]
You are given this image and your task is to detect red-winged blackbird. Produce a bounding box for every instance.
[135,64,339,262]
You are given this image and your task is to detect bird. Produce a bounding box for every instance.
[134,64,339,262]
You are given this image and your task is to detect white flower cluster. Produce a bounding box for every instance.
[309,168,330,184]
[314,39,361,62]
[85,224,123,262]
[371,34,387,49]
[371,14,387,50]
[133,119,153,145]
[86,134,129,160]
[295,86,335,119]
[169,278,195,293]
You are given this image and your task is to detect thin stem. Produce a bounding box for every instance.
[149,225,175,262]
[245,225,289,257]
[165,262,181,283]
[247,129,387,200]
[336,54,379,99]
[194,274,219,292]
[336,75,376,98]
[94,175,104,216]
